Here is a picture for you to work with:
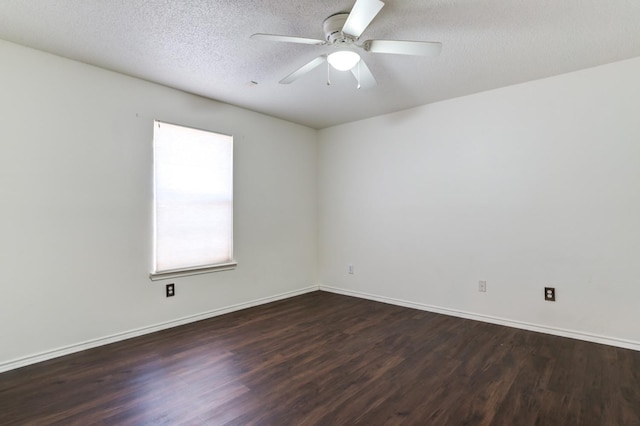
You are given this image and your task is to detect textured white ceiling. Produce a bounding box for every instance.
[1,0,640,129]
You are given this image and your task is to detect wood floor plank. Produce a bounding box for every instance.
[1,291,639,425]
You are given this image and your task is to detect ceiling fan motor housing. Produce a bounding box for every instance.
[323,13,355,45]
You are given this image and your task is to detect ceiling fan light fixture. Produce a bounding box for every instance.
[327,50,360,71]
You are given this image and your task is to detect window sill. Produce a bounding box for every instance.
[149,262,237,281]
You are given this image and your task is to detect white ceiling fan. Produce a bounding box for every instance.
[251,0,442,88]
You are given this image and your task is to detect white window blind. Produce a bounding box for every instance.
[151,121,234,279]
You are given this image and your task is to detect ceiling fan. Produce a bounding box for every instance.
[251,0,442,88]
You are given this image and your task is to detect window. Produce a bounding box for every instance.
[150,121,235,280]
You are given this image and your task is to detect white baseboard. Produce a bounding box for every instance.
[319,285,640,352]
[5,283,637,373]
[0,285,320,373]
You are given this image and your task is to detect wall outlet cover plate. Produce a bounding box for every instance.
[544,287,555,301]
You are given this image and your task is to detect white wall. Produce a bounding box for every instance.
[2,38,639,371]
[318,57,640,347]
[0,40,317,369]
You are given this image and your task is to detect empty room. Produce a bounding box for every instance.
[1,0,639,424]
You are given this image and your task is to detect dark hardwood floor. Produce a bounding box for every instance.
[1,291,639,425]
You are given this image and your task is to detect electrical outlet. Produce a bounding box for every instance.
[479,280,487,292]
[544,287,555,301]
[166,283,175,297]
[348,264,354,274]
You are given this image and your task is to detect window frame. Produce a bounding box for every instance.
[149,120,236,281]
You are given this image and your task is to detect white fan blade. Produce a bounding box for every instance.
[351,60,377,89]
[251,33,326,45]
[364,40,442,56]
[279,55,327,84]
[342,0,385,38]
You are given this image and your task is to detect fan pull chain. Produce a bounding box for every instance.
[326,60,331,86]
[357,60,361,89]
